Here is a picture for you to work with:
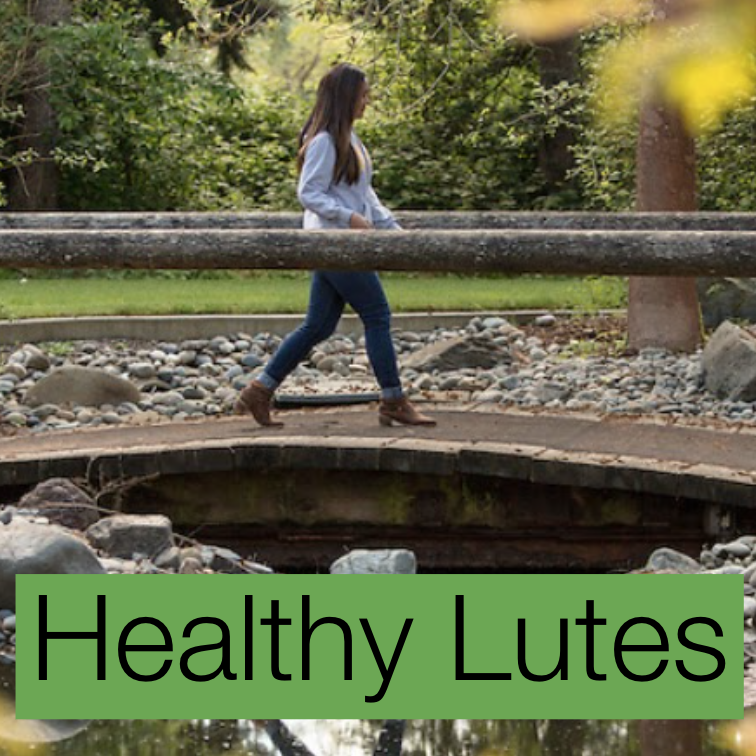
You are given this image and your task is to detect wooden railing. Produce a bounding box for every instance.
[0,211,755,275]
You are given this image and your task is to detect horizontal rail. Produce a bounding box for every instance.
[4,211,756,230]
[1,228,756,275]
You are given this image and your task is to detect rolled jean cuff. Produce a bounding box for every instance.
[380,386,404,400]
[256,372,279,392]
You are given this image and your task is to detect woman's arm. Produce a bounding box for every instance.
[366,185,401,230]
[297,134,354,226]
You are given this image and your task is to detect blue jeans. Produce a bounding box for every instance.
[258,271,403,399]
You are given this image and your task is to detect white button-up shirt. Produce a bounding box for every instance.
[297,131,400,230]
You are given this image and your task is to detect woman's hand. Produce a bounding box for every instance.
[349,213,373,230]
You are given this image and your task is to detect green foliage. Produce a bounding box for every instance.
[0,0,35,208]
[565,27,638,211]
[338,0,562,209]
[3,0,756,215]
[46,4,302,211]
[698,94,756,211]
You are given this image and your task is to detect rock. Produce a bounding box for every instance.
[154,546,181,571]
[181,387,206,401]
[17,478,99,530]
[85,514,173,560]
[534,314,557,328]
[23,345,51,372]
[317,356,346,373]
[180,546,203,563]
[533,382,570,404]
[100,557,125,573]
[205,546,246,574]
[0,520,104,609]
[179,557,204,574]
[24,366,141,408]
[702,321,756,401]
[645,547,700,574]
[745,563,756,585]
[402,336,511,372]
[241,561,275,575]
[706,565,745,575]
[3,363,27,380]
[482,317,509,330]
[698,277,756,329]
[128,362,156,380]
[715,540,753,560]
[330,549,417,575]
[746,597,756,621]
[529,347,548,361]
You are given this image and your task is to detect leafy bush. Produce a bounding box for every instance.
[47,4,303,211]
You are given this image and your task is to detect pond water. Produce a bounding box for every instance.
[0,718,739,756]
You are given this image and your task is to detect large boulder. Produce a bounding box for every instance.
[0,520,104,610]
[702,321,756,401]
[23,366,140,408]
[85,514,173,560]
[402,336,511,372]
[698,277,756,329]
[330,549,417,575]
[17,478,99,531]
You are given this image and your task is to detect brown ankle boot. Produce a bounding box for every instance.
[379,397,436,427]
[234,380,283,427]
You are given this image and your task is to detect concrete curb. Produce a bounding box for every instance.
[0,309,624,344]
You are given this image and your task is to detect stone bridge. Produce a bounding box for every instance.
[1,406,755,572]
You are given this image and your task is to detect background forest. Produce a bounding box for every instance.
[1,0,755,216]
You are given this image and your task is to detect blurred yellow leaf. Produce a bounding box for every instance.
[499,0,643,40]
[720,713,756,754]
[0,691,46,754]
[502,0,756,132]
[666,50,755,132]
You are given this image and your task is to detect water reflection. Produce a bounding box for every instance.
[0,718,735,756]
[0,663,89,746]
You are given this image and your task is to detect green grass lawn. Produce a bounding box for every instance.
[0,273,627,319]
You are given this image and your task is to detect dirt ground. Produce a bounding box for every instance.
[521,313,630,357]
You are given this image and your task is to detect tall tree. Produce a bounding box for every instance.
[8,0,71,211]
[628,0,702,350]
[536,36,579,192]
[628,95,701,350]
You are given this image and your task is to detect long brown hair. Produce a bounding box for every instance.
[297,63,366,185]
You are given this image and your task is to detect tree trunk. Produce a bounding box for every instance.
[536,36,579,191]
[7,0,71,211]
[628,0,702,352]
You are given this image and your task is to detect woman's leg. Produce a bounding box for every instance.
[322,271,403,399]
[258,271,345,391]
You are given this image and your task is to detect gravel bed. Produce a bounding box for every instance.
[0,314,749,434]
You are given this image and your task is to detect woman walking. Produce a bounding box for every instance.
[235,62,435,428]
